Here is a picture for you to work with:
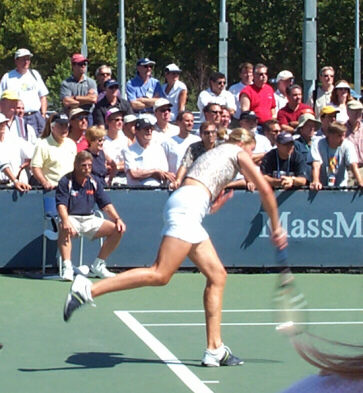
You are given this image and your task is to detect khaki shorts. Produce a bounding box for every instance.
[68,214,105,240]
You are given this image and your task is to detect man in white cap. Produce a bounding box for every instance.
[0,48,49,136]
[60,53,97,125]
[274,70,294,112]
[162,63,187,121]
[346,100,363,186]
[126,58,164,114]
[152,98,180,143]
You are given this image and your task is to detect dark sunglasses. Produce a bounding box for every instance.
[159,108,171,113]
[143,65,153,69]
[75,61,88,67]
[74,115,88,121]
[100,72,111,76]
[210,110,222,115]
[203,130,217,135]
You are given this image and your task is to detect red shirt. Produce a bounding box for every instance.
[277,103,313,126]
[75,135,89,152]
[240,84,276,124]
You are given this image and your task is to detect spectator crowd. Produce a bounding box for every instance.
[0,48,362,192]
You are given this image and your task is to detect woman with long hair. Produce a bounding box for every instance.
[63,127,287,367]
[329,80,353,124]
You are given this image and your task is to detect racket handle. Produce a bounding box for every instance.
[276,247,288,266]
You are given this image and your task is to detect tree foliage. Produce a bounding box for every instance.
[0,0,360,110]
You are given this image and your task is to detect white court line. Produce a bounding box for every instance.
[142,321,363,327]
[114,311,215,393]
[126,308,363,313]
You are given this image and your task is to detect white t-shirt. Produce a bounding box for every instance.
[0,69,49,112]
[228,81,246,120]
[103,131,129,164]
[7,116,38,146]
[161,133,201,174]
[152,123,180,144]
[162,80,187,121]
[197,88,236,122]
[274,89,288,113]
[123,139,169,186]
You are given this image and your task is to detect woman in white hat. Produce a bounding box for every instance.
[329,80,354,124]
[162,63,187,122]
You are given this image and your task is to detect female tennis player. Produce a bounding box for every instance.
[63,128,287,367]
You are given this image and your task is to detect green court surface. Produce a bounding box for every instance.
[0,273,362,393]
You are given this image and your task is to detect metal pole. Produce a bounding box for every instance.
[302,0,317,103]
[354,0,361,95]
[117,0,126,98]
[219,0,228,82]
[81,0,87,58]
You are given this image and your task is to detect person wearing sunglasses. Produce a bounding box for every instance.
[60,53,98,126]
[126,57,165,114]
[68,107,90,152]
[95,65,112,101]
[152,98,180,143]
[197,71,236,122]
[93,79,133,127]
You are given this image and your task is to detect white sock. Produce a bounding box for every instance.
[207,343,225,359]
[92,257,105,267]
[63,259,72,268]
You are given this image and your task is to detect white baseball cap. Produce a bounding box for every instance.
[276,70,294,82]
[14,48,33,59]
[165,63,182,73]
[153,98,172,112]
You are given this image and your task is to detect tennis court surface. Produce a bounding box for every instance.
[0,272,362,393]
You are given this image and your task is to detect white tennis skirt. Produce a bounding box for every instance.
[161,185,211,243]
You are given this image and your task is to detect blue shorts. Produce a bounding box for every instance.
[161,185,210,244]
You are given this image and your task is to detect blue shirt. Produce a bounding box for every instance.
[87,149,107,187]
[56,173,111,215]
[126,74,164,113]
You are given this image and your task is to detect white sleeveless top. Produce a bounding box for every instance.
[186,143,242,201]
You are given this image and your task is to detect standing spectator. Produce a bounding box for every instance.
[152,98,180,143]
[228,62,254,121]
[95,65,112,102]
[346,100,363,186]
[126,58,164,114]
[31,113,76,189]
[60,53,97,125]
[197,71,236,122]
[173,121,217,188]
[162,63,187,122]
[307,66,335,117]
[239,111,272,165]
[56,150,126,280]
[274,70,294,112]
[122,118,175,187]
[277,84,314,132]
[240,63,276,124]
[0,48,48,136]
[309,122,362,189]
[262,119,282,148]
[329,80,353,124]
[294,113,321,181]
[68,108,89,152]
[203,102,222,129]
[15,99,38,145]
[93,79,133,127]
[161,111,201,174]
[261,132,307,189]
[316,106,339,137]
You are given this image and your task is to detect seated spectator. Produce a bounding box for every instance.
[240,63,276,125]
[309,121,362,189]
[103,108,129,185]
[152,98,180,143]
[329,80,353,124]
[56,150,126,280]
[346,100,363,186]
[260,132,307,189]
[0,112,33,186]
[122,118,175,187]
[95,65,112,101]
[203,102,222,129]
[14,99,38,145]
[220,106,232,131]
[68,107,89,152]
[277,84,314,132]
[93,79,133,127]
[0,153,31,192]
[162,64,187,122]
[274,70,294,112]
[161,111,201,174]
[228,62,253,121]
[239,110,272,165]
[316,106,339,137]
[197,71,236,122]
[173,121,217,188]
[31,113,76,189]
[294,113,321,181]
[262,119,282,147]
[122,114,137,146]
[85,126,117,187]
[126,58,164,114]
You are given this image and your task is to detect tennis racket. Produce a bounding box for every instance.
[273,247,308,337]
